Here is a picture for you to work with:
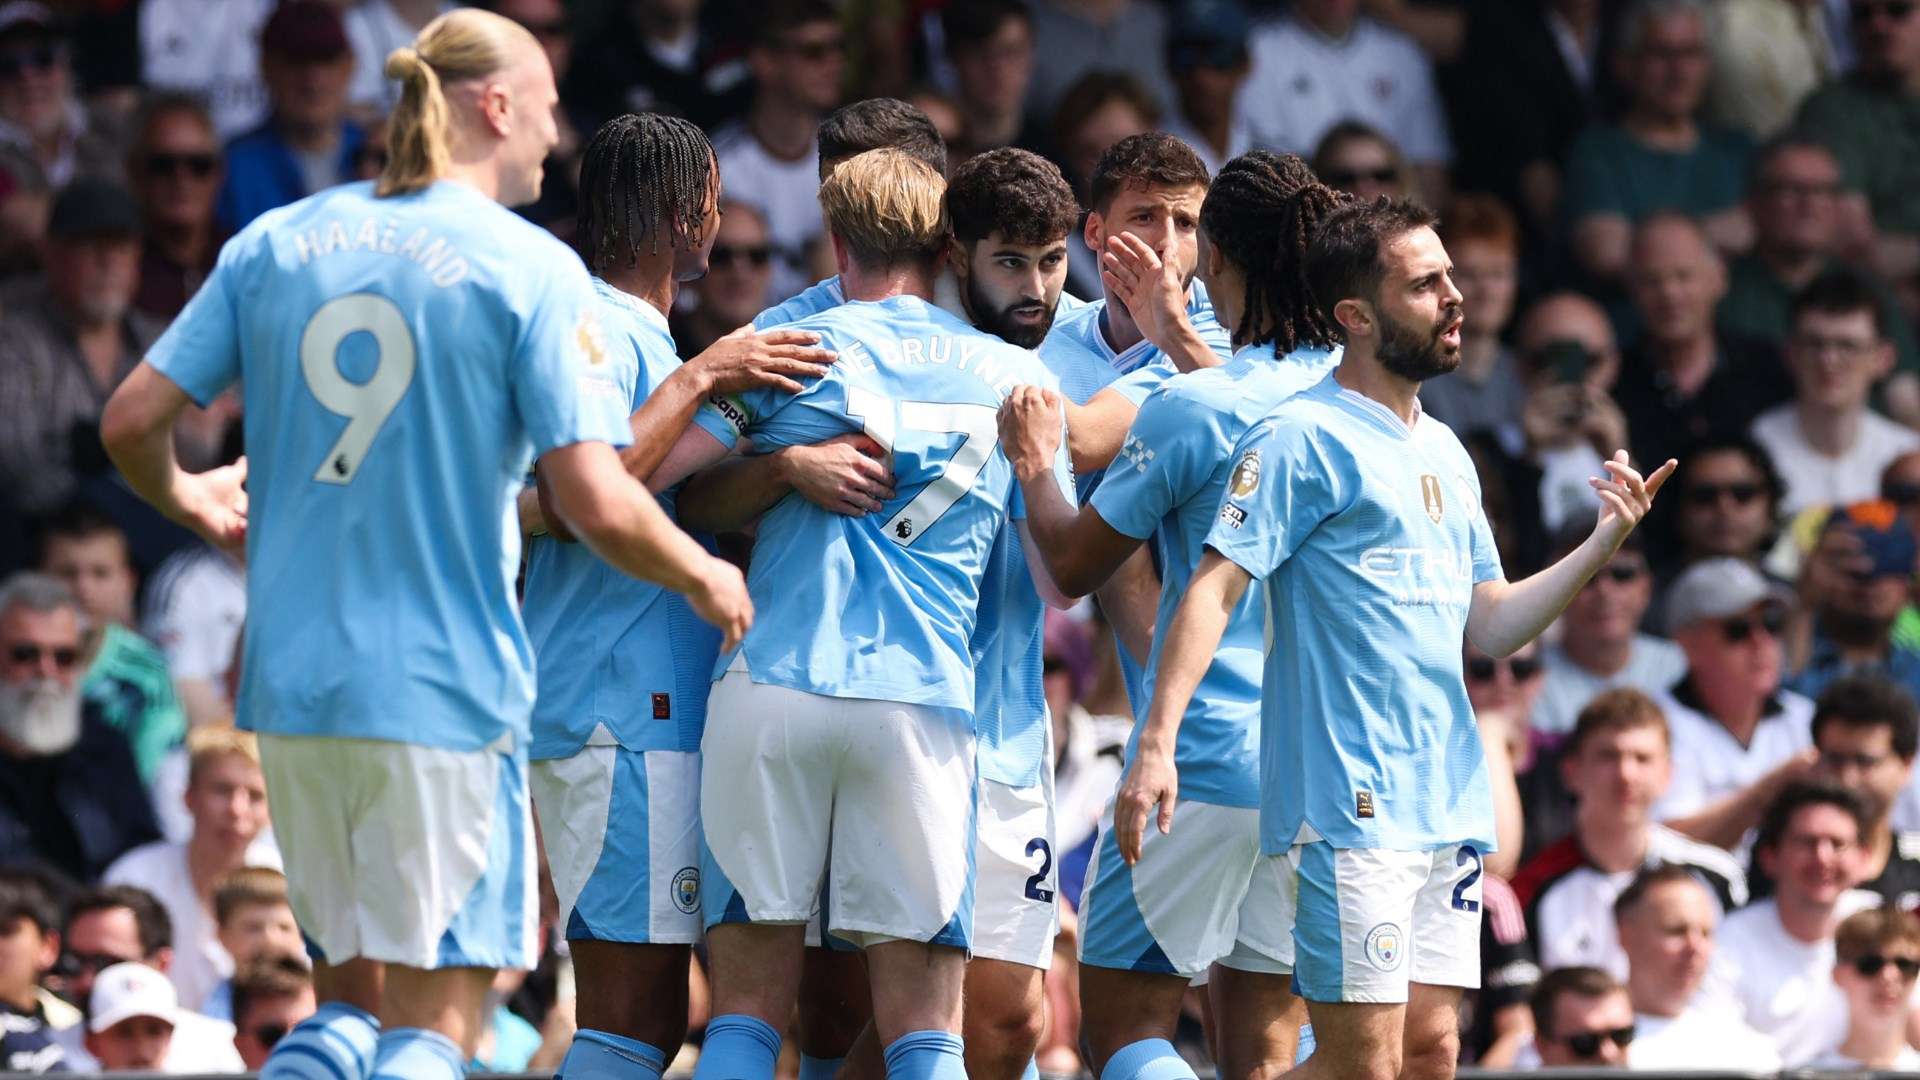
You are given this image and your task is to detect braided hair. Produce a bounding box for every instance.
[1199,150,1344,353]
[576,113,716,275]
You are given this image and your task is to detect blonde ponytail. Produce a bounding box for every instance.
[375,9,539,198]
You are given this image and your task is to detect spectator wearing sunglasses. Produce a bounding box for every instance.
[127,94,225,323]
[1698,781,1879,1064]
[1515,689,1745,979]
[675,200,777,354]
[1309,121,1416,205]
[0,3,118,188]
[1808,907,1920,1070]
[0,573,157,884]
[0,870,71,1073]
[1661,436,1781,582]
[1526,966,1633,1068]
[1614,865,1779,1071]
[1794,0,1920,288]
[228,953,313,1070]
[1754,274,1919,514]
[1652,558,1818,852]
[1464,639,1537,880]
[1533,532,1686,741]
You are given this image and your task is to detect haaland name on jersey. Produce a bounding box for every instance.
[289,213,475,288]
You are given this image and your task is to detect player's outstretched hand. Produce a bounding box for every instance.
[178,457,249,550]
[687,556,752,651]
[694,326,836,395]
[1101,232,1188,353]
[1588,450,1676,552]
[997,385,1064,481]
[779,434,895,516]
[1114,743,1177,866]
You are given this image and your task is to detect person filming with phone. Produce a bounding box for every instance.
[1514,292,1631,534]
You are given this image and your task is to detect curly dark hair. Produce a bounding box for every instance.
[1755,779,1869,856]
[1200,151,1344,353]
[1087,131,1207,216]
[946,148,1079,247]
[575,113,716,274]
[1304,196,1438,329]
[818,97,947,179]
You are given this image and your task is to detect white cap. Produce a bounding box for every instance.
[88,962,180,1034]
[1664,557,1789,632]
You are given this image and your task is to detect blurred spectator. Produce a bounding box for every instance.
[103,729,276,1012]
[1794,0,1920,283]
[1887,447,1920,545]
[139,0,272,139]
[126,94,225,323]
[1237,0,1451,200]
[0,178,158,518]
[495,0,582,236]
[1420,195,1524,444]
[1467,873,1540,1066]
[342,0,453,118]
[1515,689,1745,979]
[944,0,1039,160]
[1612,214,1792,472]
[227,953,312,1070]
[1563,0,1753,285]
[675,201,776,352]
[905,86,965,172]
[1160,0,1251,177]
[1722,139,1920,413]
[0,3,118,187]
[1514,311,1630,535]
[55,886,243,1073]
[1050,74,1159,299]
[141,542,244,729]
[1805,676,1920,907]
[38,506,184,786]
[1701,781,1877,1064]
[215,1,364,234]
[1025,0,1175,129]
[1704,0,1838,139]
[1754,275,1920,512]
[1661,435,1783,575]
[0,143,49,278]
[1807,907,1920,1070]
[1654,558,1817,850]
[1465,639,1536,878]
[202,868,301,1023]
[0,870,68,1072]
[563,0,750,134]
[711,1,844,305]
[0,572,158,882]
[1534,534,1688,737]
[470,968,540,1071]
[84,961,176,1071]
[1527,967,1634,1068]
[1047,609,1126,911]
[1787,501,1920,704]
[1309,121,1416,204]
[1613,865,1779,1070]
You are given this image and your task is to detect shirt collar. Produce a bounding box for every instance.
[592,278,671,333]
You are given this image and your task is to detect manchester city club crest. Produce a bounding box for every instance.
[1365,922,1404,971]
[672,866,700,914]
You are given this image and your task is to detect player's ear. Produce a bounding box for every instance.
[947,236,971,277]
[1082,209,1103,254]
[478,80,513,139]
[1334,296,1373,340]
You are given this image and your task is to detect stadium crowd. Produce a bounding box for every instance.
[0,0,1919,1073]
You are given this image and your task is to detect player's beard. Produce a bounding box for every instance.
[1376,305,1464,383]
[0,677,82,756]
[965,274,1055,350]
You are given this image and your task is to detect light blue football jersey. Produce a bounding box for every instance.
[1089,342,1340,807]
[1036,280,1230,409]
[756,275,1088,331]
[694,294,1073,715]
[523,280,723,760]
[145,180,631,752]
[1206,376,1503,854]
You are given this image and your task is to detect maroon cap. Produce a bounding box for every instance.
[261,0,350,61]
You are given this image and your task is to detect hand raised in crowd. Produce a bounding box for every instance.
[997,385,1067,482]
[690,325,837,395]
[1522,384,1626,457]
[1799,519,1873,607]
[776,434,895,517]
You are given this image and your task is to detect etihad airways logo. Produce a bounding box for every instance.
[1357,545,1473,608]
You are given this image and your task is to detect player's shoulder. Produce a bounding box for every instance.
[1042,297,1104,350]
[754,276,845,329]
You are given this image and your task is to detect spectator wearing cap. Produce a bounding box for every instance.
[85,961,176,1071]
[1024,0,1176,133]
[0,177,157,518]
[1159,0,1251,177]
[1699,782,1879,1064]
[1562,0,1755,286]
[0,572,159,882]
[1753,275,1920,514]
[1236,0,1452,202]
[0,870,71,1072]
[0,2,118,188]
[1515,689,1746,979]
[127,94,225,323]
[1420,196,1525,445]
[1653,557,1818,851]
[1787,501,1920,708]
[1794,0,1920,287]
[1721,139,1920,417]
[1525,966,1635,1068]
[1803,676,1920,905]
[1532,533,1687,740]
[215,0,364,234]
[1614,865,1780,1070]
[1808,907,1920,1071]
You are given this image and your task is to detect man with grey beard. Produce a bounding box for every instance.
[0,572,157,882]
